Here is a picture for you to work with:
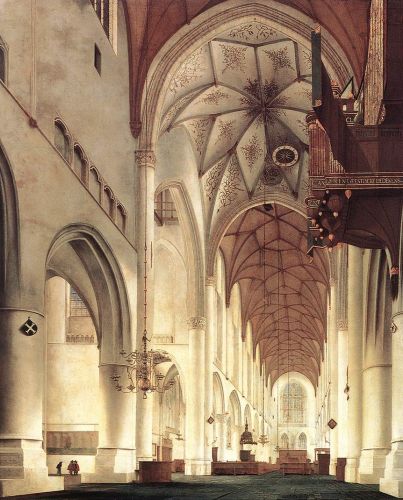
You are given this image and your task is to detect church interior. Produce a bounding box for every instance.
[0,0,402,498]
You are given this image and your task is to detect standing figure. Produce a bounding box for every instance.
[56,461,62,476]
[73,460,80,475]
[67,460,74,475]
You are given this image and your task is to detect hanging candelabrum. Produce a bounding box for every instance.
[111,239,175,398]
[110,336,175,399]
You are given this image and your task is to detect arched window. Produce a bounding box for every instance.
[90,0,118,51]
[154,189,178,225]
[69,287,90,317]
[54,121,70,162]
[116,204,126,233]
[89,167,102,201]
[73,145,87,183]
[298,432,307,449]
[280,382,305,424]
[0,45,5,84]
[280,433,289,449]
[102,186,115,218]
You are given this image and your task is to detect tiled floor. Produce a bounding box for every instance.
[12,473,394,499]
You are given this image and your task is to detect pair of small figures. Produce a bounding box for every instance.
[67,460,80,475]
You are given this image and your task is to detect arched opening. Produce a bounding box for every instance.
[54,120,71,163]
[73,145,88,184]
[152,364,185,469]
[154,242,187,344]
[281,433,289,450]
[44,276,99,474]
[298,432,307,450]
[0,142,20,305]
[0,45,6,84]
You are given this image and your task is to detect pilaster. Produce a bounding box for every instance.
[380,312,403,497]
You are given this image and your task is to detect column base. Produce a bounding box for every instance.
[184,459,211,475]
[0,439,63,496]
[380,442,403,497]
[358,448,389,484]
[345,457,360,483]
[329,458,337,476]
[82,448,135,483]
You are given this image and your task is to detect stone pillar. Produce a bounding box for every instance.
[216,414,226,461]
[45,277,66,343]
[185,316,210,475]
[328,278,338,475]
[359,251,391,484]
[83,364,135,483]
[0,308,63,496]
[205,277,216,464]
[135,150,155,466]
[337,245,349,461]
[345,245,364,483]
[380,311,403,497]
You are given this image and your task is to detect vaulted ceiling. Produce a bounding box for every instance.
[161,19,312,233]
[123,0,370,136]
[220,204,329,387]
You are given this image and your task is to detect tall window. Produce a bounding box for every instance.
[70,288,90,317]
[94,44,101,75]
[154,190,178,225]
[281,382,305,424]
[91,0,110,38]
[0,45,5,84]
[54,121,70,162]
[298,432,307,449]
[73,145,87,182]
[280,433,289,449]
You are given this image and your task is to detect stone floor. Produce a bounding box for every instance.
[11,473,394,499]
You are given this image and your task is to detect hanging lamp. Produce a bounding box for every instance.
[258,208,269,446]
[110,0,175,399]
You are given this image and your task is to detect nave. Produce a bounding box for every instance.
[10,473,394,500]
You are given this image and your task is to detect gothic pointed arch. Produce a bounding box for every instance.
[0,141,20,305]
[155,180,205,316]
[46,224,131,361]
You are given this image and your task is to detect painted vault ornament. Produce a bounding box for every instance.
[21,317,38,336]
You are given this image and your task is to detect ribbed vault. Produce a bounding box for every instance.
[220,204,329,387]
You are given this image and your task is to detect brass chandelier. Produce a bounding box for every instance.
[111,237,175,399]
[111,0,174,397]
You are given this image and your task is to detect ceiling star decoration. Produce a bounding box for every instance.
[161,20,312,228]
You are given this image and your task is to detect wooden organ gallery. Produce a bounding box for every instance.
[0,0,402,497]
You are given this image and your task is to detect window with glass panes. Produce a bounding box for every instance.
[280,382,305,424]
[70,288,90,317]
